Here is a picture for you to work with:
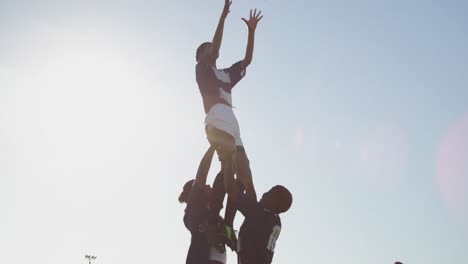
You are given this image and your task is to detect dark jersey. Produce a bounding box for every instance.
[184,184,211,264]
[184,184,226,264]
[237,193,282,264]
[196,61,246,114]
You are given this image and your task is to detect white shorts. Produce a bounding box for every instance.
[205,103,243,146]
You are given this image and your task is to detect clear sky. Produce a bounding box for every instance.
[1,0,467,264]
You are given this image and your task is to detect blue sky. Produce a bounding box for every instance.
[0,1,467,263]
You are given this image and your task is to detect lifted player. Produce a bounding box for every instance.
[195,0,263,202]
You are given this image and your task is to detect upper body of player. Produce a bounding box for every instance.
[224,171,293,264]
[195,1,263,114]
[179,147,234,264]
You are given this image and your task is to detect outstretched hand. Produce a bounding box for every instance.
[222,0,232,18]
[242,9,263,31]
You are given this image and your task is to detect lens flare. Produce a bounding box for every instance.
[437,113,468,231]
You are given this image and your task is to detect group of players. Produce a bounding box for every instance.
[179,1,293,264]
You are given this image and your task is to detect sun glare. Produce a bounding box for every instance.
[4,27,178,199]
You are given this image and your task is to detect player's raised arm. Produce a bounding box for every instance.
[194,146,216,188]
[240,9,263,69]
[211,0,232,59]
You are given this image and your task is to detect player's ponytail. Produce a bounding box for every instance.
[179,179,195,204]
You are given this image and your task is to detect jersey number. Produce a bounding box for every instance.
[267,225,281,252]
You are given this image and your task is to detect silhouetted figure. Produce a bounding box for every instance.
[224,165,293,264]
[195,0,264,211]
[179,147,236,264]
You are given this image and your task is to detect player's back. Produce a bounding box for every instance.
[238,204,282,264]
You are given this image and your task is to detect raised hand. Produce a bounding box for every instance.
[211,0,232,59]
[222,0,233,18]
[242,9,263,31]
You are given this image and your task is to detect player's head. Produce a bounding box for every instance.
[260,185,293,214]
[196,42,215,64]
[178,179,215,204]
[178,179,195,203]
[395,262,403,264]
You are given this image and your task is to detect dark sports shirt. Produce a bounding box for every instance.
[196,61,246,114]
[184,184,210,264]
[184,184,226,264]
[237,193,282,264]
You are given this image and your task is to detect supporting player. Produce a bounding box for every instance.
[224,165,293,264]
[179,147,236,264]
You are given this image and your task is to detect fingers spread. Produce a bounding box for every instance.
[246,8,264,24]
[257,10,262,18]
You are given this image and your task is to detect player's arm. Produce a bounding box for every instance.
[212,0,232,59]
[194,146,216,188]
[240,9,263,70]
[225,171,259,218]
